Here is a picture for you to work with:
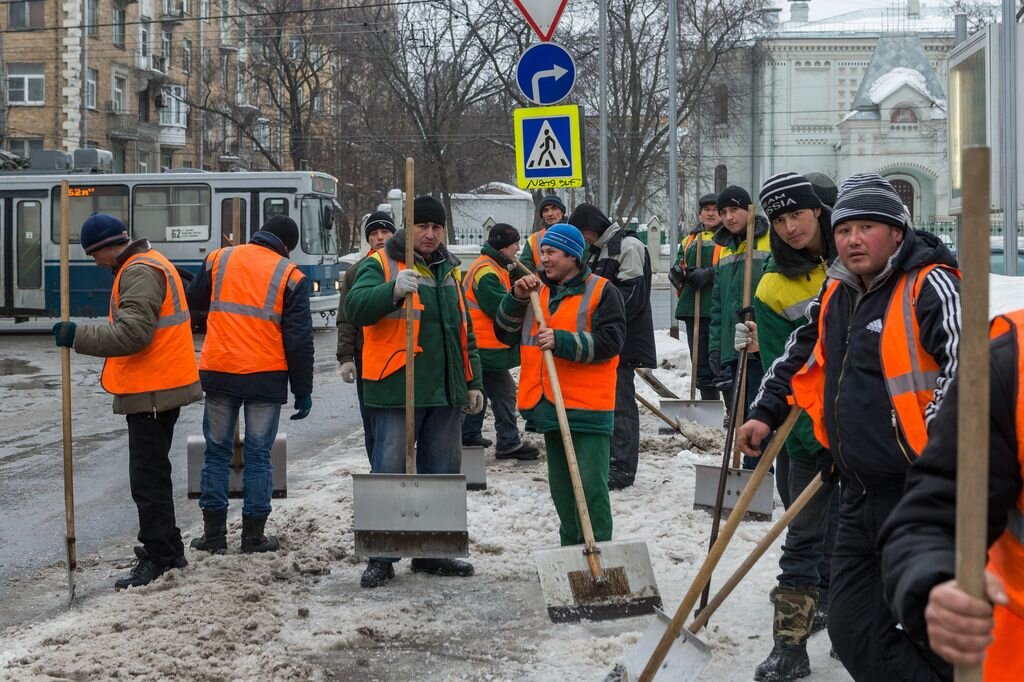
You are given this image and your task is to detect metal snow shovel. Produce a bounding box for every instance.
[953,146,991,682]
[352,158,468,559]
[517,263,662,622]
[694,206,775,521]
[624,458,823,681]
[625,407,799,681]
[659,232,725,429]
[58,181,77,604]
[635,393,715,453]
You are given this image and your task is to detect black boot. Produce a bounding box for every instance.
[190,509,228,553]
[754,642,811,681]
[114,546,186,591]
[495,443,540,460]
[811,588,829,634]
[240,515,279,553]
[410,558,474,577]
[360,560,395,588]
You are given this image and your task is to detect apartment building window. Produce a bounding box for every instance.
[86,68,98,109]
[219,0,230,40]
[160,85,187,127]
[182,0,191,15]
[254,118,270,150]
[113,8,126,47]
[8,1,44,30]
[162,31,172,67]
[113,75,127,112]
[289,37,302,61]
[139,90,150,122]
[7,64,45,105]
[200,0,208,21]
[139,151,150,174]
[8,138,43,159]
[86,0,98,37]
[220,54,229,88]
[141,21,151,58]
[182,39,192,73]
[312,93,323,113]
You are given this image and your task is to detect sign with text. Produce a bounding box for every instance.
[513,105,584,189]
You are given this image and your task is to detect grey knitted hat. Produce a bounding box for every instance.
[831,173,908,230]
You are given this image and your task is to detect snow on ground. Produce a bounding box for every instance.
[0,336,848,681]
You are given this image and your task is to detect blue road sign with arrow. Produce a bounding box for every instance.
[515,42,576,106]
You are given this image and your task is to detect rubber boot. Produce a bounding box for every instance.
[240,515,279,553]
[190,509,228,553]
[811,587,829,634]
[753,586,816,681]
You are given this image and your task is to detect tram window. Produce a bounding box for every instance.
[50,184,129,243]
[220,198,247,246]
[300,197,336,254]
[17,201,42,289]
[133,184,211,242]
[263,197,288,220]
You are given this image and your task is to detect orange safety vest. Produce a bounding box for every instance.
[791,264,959,456]
[518,273,618,411]
[360,250,473,382]
[101,250,199,395]
[982,311,1024,681]
[526,228,546,269]
[463,253,511,350]
[681,231,723,266]
[198,243,304,375]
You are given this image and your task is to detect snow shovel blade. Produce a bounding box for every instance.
[693,463,774,519]
[535,540,662,623]
[352,473,469,558]
[623,608,711,682]
[658,399,725,429]
[186,435,288,499]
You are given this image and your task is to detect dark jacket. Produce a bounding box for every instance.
[569,204,655,368]
[336,255,368,366]
[75,239,203,415]
[748,229,961,492]
[674,222,720,319]
[186,231,314,404]
[880,330,1023,648]
[708,216,772,366]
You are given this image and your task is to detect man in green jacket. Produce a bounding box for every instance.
[494,224,626,545]
[344,196,484,588]
[461,223,540,459]
[671,193,722,400]
[520,194,566,274]
[737,172,840,681]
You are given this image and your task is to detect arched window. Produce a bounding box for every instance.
[890,108,918,124]
[714,165,728,193]
[713,85,728,125]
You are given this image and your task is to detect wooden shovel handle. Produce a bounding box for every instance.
[513,260,603,579]
[689,472,826,632]
[638,406,801,682]
[404,158,416,475]
[59,180,77,592]
[742,204,755,308]
[689,232,703,401]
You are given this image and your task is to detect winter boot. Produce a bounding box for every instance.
[190,508,228,553]
[811,587,829,634]
[240,515,279,553]
[410,558,474,577]
[114,546,186,590]
[753,585,817,681]
[360,560,395,588]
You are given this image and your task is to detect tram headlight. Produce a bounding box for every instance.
[333,279,341,290]
[312,280,321,292]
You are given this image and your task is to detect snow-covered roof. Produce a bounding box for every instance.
[464,182,533,199]
[849,33,947,114]
[777,5,954,36]
[867,67,933,104]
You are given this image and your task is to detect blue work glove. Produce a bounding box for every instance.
[290,395,312,420]
[52,321,77,348]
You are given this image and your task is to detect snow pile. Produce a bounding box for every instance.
[867,67,933,104]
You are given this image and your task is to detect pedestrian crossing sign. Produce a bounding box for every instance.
[514,105,584,190]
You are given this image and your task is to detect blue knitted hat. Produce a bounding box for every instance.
[80,213,130,254]
[540,223,586,264]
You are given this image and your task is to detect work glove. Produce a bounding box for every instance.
[708,349,721,378]
[734,321,759,353]
[668,263,686,291]
[818,450,840,485]
[465,389,485,415]
[392,269,420,304]
[52,321,77,348]
[339,361,357,384]
[290,395,312,420]
[685,267,714,291]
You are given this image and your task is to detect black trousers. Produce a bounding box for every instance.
[828,484,951,682]
[609,364,640,486]
[681,315,719,400]
[126,408,184,567]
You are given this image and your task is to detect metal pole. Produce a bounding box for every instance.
[599,0,608,215]
[1002,0,1018,275]
[80,5,88,148]
[668,0,680,335]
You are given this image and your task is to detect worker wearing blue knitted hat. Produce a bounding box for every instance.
[493,223,627,547]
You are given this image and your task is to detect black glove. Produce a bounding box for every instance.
[668,263,686,291]
[685,266,715,291]
[52,321,77,348]
[817,450,840,485]
[708,349,721,377]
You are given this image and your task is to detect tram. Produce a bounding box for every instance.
[0,160,342,326]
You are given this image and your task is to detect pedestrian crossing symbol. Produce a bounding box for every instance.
[514,105,584,189]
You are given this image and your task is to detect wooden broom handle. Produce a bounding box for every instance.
[404,159,416,475]
[59,180,77,591]
[689,232,703,401]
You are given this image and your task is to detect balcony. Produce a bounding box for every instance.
[160,1,185,25]
[158,123,187,148]
[219,140,242,161]
[107,112,139,141]
[218,30,239,53]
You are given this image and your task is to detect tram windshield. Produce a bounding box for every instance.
[300,196,337,255]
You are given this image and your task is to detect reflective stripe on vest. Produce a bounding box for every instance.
[101,250,199,395]
[360,251,473,383]
[681,231,723,266]
[198,243,302,375]
[527,229,546,269]
[463,254,511,350]
[791,265,958,455]
[986,311,1024,623]
[517,274,618,411]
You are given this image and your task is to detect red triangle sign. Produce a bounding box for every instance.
[513,0,569,42]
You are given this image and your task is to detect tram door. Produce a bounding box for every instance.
[2,196,46,315]
[220,194,248,247]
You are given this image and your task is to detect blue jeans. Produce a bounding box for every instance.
[777,454,838,592]
[199,391,281,518]
[461,369,522,453]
